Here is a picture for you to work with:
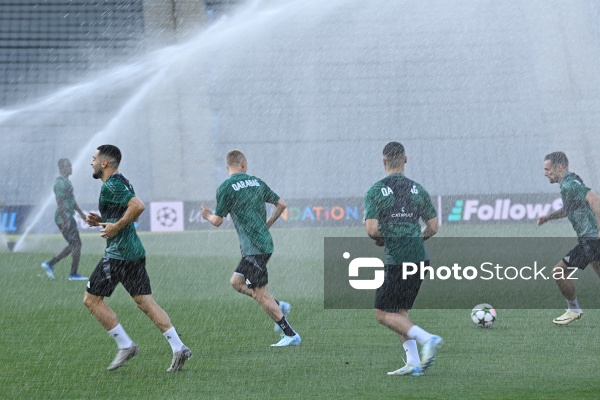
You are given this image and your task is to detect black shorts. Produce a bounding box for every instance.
[375,262,426,312]
[563,239,600,269]
[234,254,271,289]
[58,217,81,244]
[86,257,152,297]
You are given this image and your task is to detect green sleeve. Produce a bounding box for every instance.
[364,183,384,219]
[261,180,280,205]
[565,181,590,202]
[214,183,231,217]
[417,184,437,221]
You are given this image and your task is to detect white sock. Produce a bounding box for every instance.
[163,327,185,352]
[403,339,420,366]
[407,325,433,346]
[567,298,581,312]
[108,324,134,349]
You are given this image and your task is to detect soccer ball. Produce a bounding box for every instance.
[471,303,497,328]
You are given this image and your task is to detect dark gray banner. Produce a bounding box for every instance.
[324,237,600,309]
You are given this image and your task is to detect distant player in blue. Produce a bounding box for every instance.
[538,151,600,325]
[364,142,442,376]
[41,158,88,281]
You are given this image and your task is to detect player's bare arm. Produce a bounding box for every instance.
[537,208,567,225]
[201,205,223,227]
[365,218,384,246]
[86,212,101,226]
[266,199,287,228]
[99,196,145,239]
[422,217,439,240]
[75,202,86,220]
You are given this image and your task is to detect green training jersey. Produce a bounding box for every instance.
[99,173,145,261]
[364,173,437,265]
[54,176,77,225]
[560,172,599,239]
[214,173,280,256]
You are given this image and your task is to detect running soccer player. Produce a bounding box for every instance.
[364,141,443,376]
[84,144,191,371]
[41,158,88,281]
[201,149,300,347]
[538,151,600,325]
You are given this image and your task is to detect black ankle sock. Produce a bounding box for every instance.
[276,317,296,337]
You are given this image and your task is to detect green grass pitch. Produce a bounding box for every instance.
[1,224,600,399]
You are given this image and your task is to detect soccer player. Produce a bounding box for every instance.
[201,150,300,347]
[84,145,191,371]
[364,142,443,376]
[41,158,88,281]
[538,151,600,325]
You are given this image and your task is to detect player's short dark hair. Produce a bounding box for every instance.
[57,158,70,169]
[544,151,568,168]
[97,144,122,168]
[382,142,405,169]
[226,149,246,166]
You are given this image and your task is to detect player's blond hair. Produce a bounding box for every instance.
[226,150,246,166]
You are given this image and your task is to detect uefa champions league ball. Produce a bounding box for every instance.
[471,303,497,328]
[156,206,178,227]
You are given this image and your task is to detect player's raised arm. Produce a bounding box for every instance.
[537,208,566,225]
[365,218,384,246]
[422,217,438,241]
[365,218,380,239]
[99,197,144,239]
[201,205,223,227]
[267,198,286,228]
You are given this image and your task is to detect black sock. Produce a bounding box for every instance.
[276,317,296,337]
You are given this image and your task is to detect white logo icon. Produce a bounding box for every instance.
[156,207,178,227]
[150,202,184,232]
[346,253,385,290]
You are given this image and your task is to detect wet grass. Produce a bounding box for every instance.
[1,224,599,399]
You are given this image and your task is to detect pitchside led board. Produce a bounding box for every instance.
[0,205,32,234]
[142,193,565,233]
[443,193,563,224]
[184,198,365,230]
[0,193,567,234]
[324,237,600,309]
